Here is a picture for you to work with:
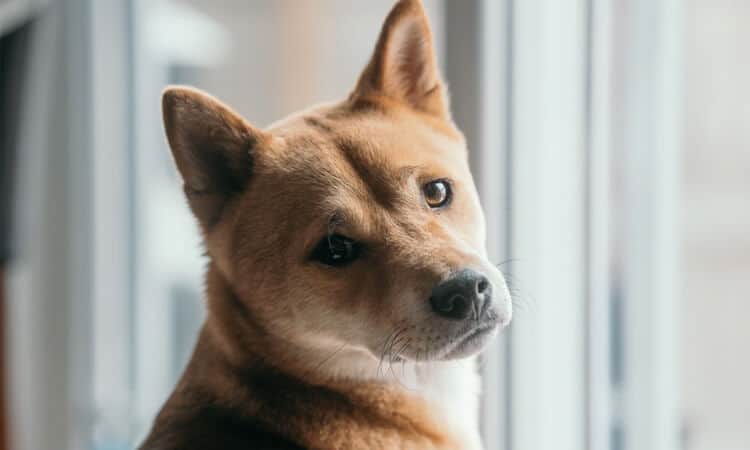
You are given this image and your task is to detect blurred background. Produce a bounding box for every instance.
[0,0,748,450]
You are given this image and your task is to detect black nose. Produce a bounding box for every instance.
[429,269,491,320]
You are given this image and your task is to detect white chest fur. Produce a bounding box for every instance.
[389,358,484,450]
[315,346,484,449]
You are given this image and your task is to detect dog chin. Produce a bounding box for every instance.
[438,323,500,361]
[395,320,501,363]
[429,302,512,361]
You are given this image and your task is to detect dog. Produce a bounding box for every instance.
[139,1,512,449]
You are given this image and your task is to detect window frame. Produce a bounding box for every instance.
[446,1,683,449]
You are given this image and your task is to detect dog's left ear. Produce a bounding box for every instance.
[351,0,449,119]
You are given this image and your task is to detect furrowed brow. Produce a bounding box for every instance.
[397,165,422,183]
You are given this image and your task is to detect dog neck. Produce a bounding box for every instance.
[186,263,485,450]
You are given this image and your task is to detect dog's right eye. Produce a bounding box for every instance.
[310,234,362,267]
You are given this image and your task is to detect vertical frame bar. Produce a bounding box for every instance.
[477,1,513,449]
[586,0,612,449]
[7,1,94,449]
[508,0,588,449]
[612,0,683,448]
[64,0,94,447]
[7,12,62,450]
[0,20,33,450]
[90,0,135,448]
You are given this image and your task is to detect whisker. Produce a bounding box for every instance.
[310,342,347,375]
[378,327,405,378]
[388,338,414,391]
[376,329,398,378]
[494,258,520,268]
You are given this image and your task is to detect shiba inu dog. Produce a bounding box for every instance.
[140,1,511,449]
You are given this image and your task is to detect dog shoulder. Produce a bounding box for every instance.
[139,402,306,450]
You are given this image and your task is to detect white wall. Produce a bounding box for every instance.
[681,2,750,450]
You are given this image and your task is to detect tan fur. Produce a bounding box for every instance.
[140,1,510,449]
[147,267,458,450]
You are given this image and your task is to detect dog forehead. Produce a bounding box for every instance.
[333,108,466,164]
[283,134,411,210]
[263,104,469,212]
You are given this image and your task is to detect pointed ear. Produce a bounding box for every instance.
[351,0,449,118]
[162,86,269,230]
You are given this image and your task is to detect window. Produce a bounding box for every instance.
[5,1,748,450]
[462,0,685,449]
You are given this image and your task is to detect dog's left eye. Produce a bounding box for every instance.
[423,179,452,208]
[311,234,361,267]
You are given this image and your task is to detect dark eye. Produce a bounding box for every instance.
[310,234,361,267]
[423,179,451,208]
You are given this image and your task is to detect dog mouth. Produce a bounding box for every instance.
[379,300,511,363]
[384,319,501,363]
[439,321,499,360]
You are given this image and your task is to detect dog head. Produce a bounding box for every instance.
[161,0,511,377]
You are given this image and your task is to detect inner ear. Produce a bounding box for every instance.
[351,0,449,118]
[162,86,269,230]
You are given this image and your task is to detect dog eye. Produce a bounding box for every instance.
[423,180,451,208]
[311,234,361,267]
